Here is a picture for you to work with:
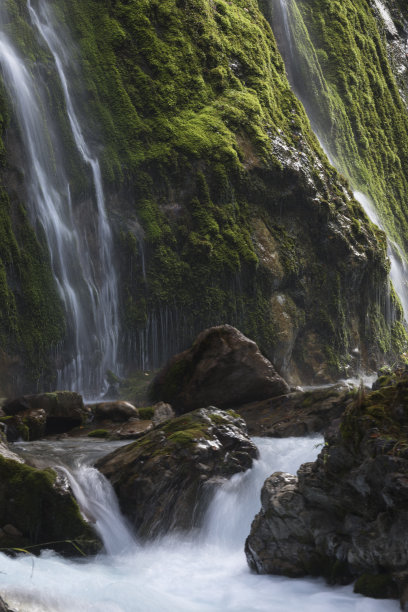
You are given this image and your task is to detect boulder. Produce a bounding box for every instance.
[236,383,353,436]
[92,401,139,422]
[0,432,100,555]
[1,392,87,440]
[245,369,408,606]
[97,407,258,537]
[113,420,153,440]
[149,325,289,414]
[151,402,175,425]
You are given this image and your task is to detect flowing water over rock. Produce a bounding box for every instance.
[0,2,119,396]
[0,437,399,611]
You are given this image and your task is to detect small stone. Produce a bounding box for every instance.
[3,524,23,537]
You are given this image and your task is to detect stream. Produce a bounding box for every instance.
[0,437,399,611]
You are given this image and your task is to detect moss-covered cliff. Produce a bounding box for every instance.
[0,0,406,388]
[261,0,408,257]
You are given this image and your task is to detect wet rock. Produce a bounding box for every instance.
[114,419,153,440]
[236,383,353,436]
[2,392,87,440]
[92,401,139,422]
[0,596,13,612]
[0,433,101,555]
[245,369,408,605]
[149,325,289,414]
[97,407,258,537]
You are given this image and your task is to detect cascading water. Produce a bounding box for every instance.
[266,0,408,325]
[0,3,120,396]
[0,436,399,611]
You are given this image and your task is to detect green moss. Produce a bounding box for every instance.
[209,413,229,425]
[266,0,408,259]
[138,406,154,420]
[87,429,109,438]
[0,455,98,551]
[354,573,397,599]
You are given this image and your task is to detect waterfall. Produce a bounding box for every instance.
[58,464,136,556]
[0,3,120,396]
[1,436,398,611]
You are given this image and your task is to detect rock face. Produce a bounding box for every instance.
[245,370,408,604]
[97,407,258,537]
[0,433,100,555]
[149,325,289,414]
[236,383,353,437]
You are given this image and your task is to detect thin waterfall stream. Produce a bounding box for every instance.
[0,2,120,397]
[0,436,399,611]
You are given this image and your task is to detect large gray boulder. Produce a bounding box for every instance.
[245,370,408,606]
[149,325,289,414]
[97,407,258,537]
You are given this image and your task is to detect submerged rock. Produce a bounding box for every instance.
[245,369,408,605]
[149,325,289,414]
[1,392,87,441]
[97,407,258,537]
[236,383,353,437]
[0,433,100,555]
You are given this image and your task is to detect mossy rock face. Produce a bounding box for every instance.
[97,407,258,537]
[245,370,408,606]
[0,0,405,390]
[0,441,101,555]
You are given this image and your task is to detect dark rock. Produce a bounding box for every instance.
[245,369,408,606]
[97,407,258,537]
[149,325,289,414]
[92,401,139,422]
[2,392,87,440]
[0,436,100,556]
[236,383,353,436]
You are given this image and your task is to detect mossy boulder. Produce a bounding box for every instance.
[0,437,100,555]
[97,407,258,537]
[149,325,289,414]
[2,392,87,441]
[245,369,408,606]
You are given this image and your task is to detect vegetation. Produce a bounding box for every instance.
[270,0,408,257]
[0,0,405,387]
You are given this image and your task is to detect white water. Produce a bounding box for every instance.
[0,5,119,396]
[0,437,398,611]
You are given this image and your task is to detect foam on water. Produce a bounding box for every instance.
[0,437,399,611]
